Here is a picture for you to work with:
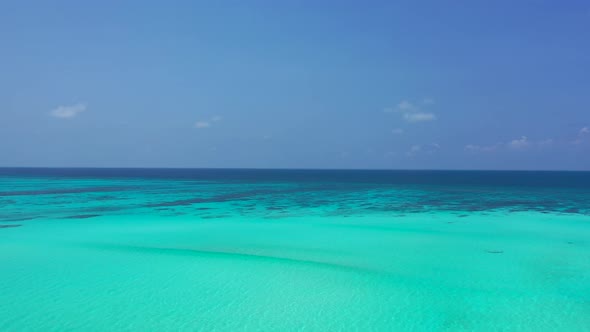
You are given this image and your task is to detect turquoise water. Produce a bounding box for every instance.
[1,169,589,331]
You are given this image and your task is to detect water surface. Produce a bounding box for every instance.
[1,169,589,331]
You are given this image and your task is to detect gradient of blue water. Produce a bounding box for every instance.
[1,169,589,331]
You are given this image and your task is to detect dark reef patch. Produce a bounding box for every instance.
[563,208,579,214]
[0,216,37,222]
[84,206,125,212]
[0,224,22,228]
[145,186,342,208]
[95,195,118,201]
[200,215,231,219]
[0,199,17,205]
[486,250,504,254]
[64,214,101,219]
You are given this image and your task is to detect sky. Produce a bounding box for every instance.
[1,1,589,170]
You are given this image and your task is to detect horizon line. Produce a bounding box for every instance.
[1,166,589,172]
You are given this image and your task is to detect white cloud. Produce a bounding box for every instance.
[194,115,222,129]
[391,128,404,135]
[572,126,590,144]
[508,136,530,149]
[407,143,439,156]
[467,136,556,153]
[397,100,417,111]
[194,121,211,128]
[468,128,590,153]
[464,143,499,152]
[50,103,86,118]
[404,112,436,123]
[538,139,554,147]
[385,99,437,123]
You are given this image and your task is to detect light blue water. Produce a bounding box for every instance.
[1,169,589,331]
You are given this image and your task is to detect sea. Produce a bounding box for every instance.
[1,168,589,331]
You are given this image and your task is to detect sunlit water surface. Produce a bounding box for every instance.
[1,169,589,331]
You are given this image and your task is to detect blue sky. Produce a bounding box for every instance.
[1,1,589,170]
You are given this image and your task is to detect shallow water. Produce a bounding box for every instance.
[1,169,589,331]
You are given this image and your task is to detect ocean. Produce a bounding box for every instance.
[1,168,589,331]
